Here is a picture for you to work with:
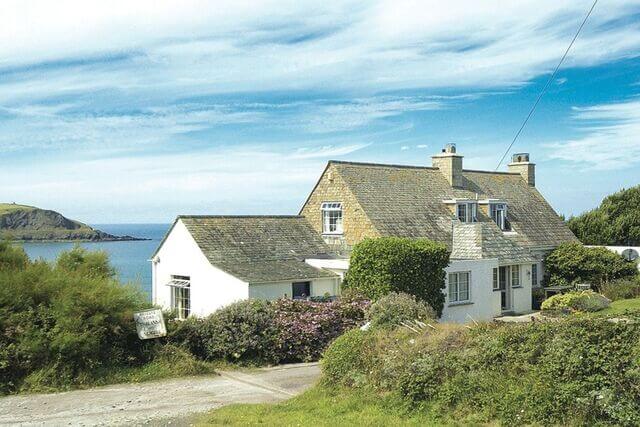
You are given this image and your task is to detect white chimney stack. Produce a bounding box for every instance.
[508,153,535,186]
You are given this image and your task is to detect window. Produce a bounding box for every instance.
[492,268,499,290]
[456,202,477,223]
[169,275,190,319]
[490,203,509,230]
[511,265,520,288]
[321,202,343,234]
[449,272,471,303]
[531,264,538,287]
[292,281,311,299]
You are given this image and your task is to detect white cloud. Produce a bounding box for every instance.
[400,145,409,150]
[1,0,639,102]
[545,98,640,170]
[0,142,370,222]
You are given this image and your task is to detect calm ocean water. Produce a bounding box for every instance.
[18,224,170,300]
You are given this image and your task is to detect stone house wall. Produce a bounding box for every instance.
[300,163,379,254]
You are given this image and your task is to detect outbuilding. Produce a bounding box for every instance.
[151,215,340,318]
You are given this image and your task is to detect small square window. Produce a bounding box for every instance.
[456,202,477,223]
[321,202,343,234]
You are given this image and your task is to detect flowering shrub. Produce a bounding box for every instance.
[273,298,369,362]
[168,297,369,365]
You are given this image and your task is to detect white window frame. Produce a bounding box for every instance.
[490,203,509,230]
[169,275,191,319]
[511,265,521,288]
[456,202,478,223]
[448,271,471,304]
[492,267,499,290]
[531,264,539,288]
[321,202,343,234]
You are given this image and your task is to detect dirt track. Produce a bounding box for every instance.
[0,363,320,426]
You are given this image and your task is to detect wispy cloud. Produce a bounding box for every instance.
[546,98,640,170]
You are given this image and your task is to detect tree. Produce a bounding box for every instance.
[343,237,450,316]
[544,242,638,290]
[568,185,640,245]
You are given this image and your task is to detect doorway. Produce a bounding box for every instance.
[498,266,511,311]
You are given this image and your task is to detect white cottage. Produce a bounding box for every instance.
[151,216,341,318]
[153,144,578,323]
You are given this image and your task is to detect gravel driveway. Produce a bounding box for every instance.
[0,363,320,426]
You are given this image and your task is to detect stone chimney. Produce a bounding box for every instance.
[508,153,535,186]
[432,143,463,187]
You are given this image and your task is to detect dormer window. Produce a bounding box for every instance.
[456,202,477,223]
[490,202,510,231]
[321,202,343,234]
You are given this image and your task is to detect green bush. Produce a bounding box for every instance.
[366,292,435,329]
[541,290,610,313]
[544,242,638,290]
[321,318,640,426]
[0,241,28,271]
[56,246,116,279]
[601,277,640,301]
[0,246,153,394]
[200,300,280,365]
[321,329,377,387]
[344,237,449,315]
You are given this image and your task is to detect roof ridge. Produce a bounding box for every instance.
[179,215,304,219]
[328,160,520,176]
[328,160,437,170]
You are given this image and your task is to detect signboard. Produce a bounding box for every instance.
[133,308,167,340]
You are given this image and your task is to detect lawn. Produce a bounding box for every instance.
[197,386,454,427]
[594,297,640,316]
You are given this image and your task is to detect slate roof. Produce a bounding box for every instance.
[178,216,338,283]
[451,223,537,263]
[329,161,577,251]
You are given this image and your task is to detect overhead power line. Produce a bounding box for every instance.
[495,0,599,170]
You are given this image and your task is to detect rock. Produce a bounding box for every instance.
[0,203,148,242]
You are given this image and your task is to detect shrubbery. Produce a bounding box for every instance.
[544,242,638,290]
[169,298,369,365]
[321,317,640,426]
[366,292,435,329]
[0,245,154,394]
[601,277,640,301]
[540,290,610,313]
[344,237,449,315]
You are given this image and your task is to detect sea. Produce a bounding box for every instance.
[17,224,171,300]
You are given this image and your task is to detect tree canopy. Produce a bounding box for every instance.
[568,185,640,245]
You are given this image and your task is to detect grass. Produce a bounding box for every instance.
[0,203,36,215]
[593,297,640,316]
[197,386,456,427]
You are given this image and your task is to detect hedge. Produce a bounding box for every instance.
[321,317,640,426]
[343,237,449,316]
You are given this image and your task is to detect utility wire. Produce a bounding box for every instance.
[495,0,599,170]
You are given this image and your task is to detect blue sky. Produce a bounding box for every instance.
[2,0,640,223]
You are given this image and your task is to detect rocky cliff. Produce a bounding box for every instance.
[0,204,144,241]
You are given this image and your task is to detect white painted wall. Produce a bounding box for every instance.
[441,259,501,323]
[152,219,249,317]
[511,263,533,314]
[305,258,349,280]
[249,276,340,300]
